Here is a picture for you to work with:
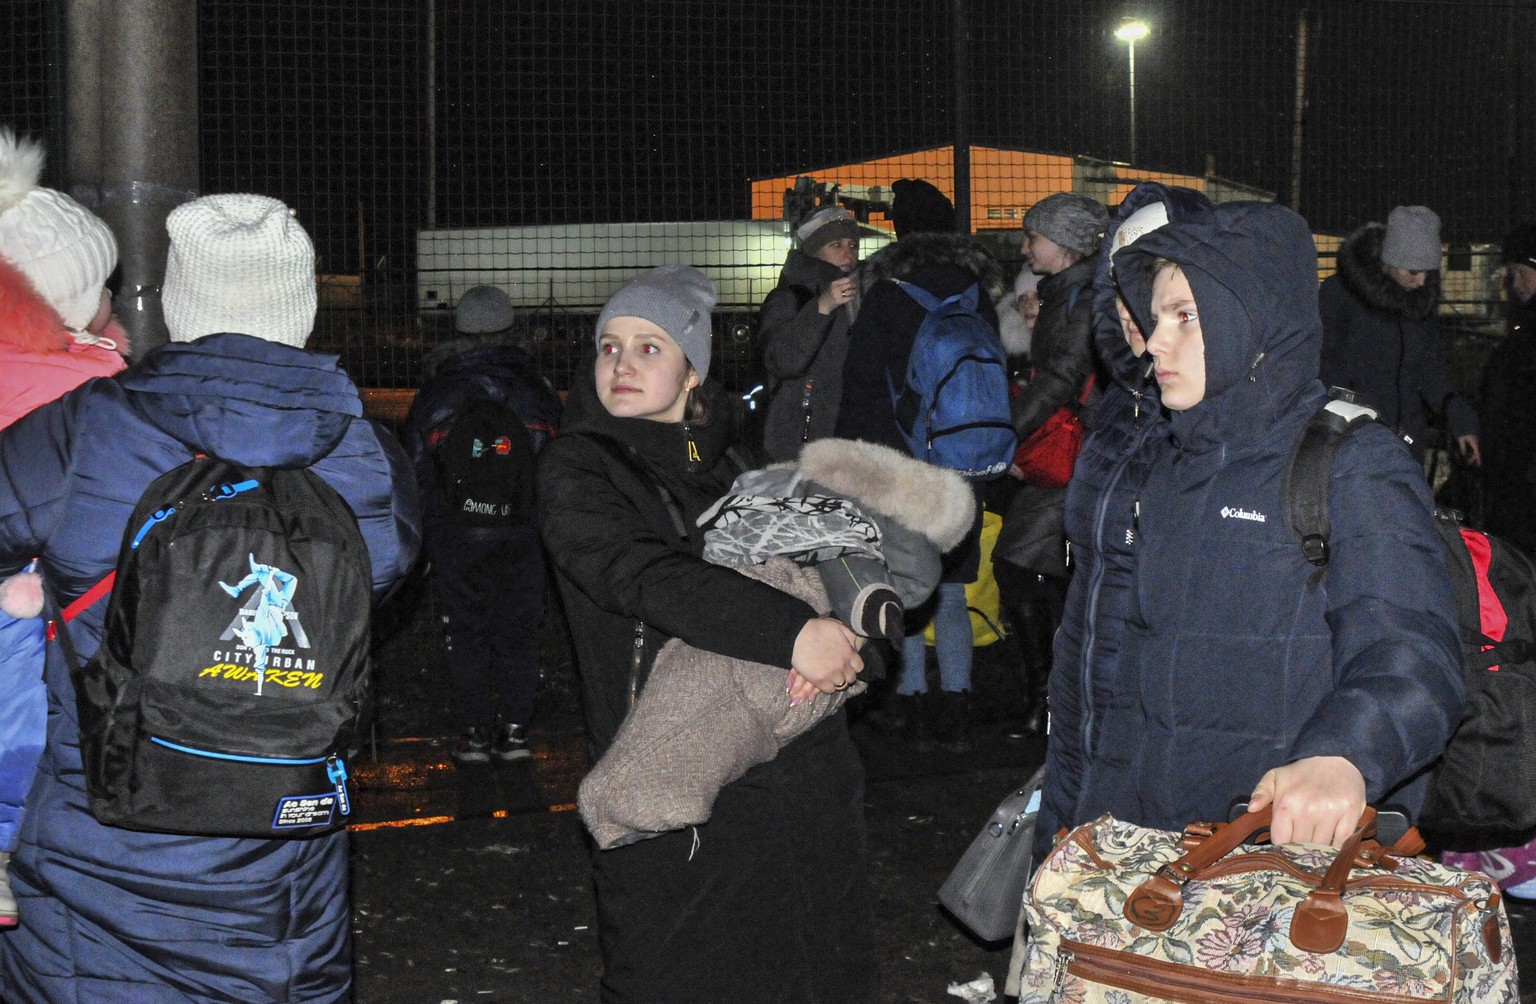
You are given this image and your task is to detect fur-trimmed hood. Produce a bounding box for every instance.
[798,437,975,551]
[0,253,70,352]
[1336,222,1439,321]
[0,252,128,357]
[855,232,1005,305]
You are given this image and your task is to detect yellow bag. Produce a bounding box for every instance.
[923,509,1007,647]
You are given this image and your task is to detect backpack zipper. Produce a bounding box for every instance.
[147,740,352,816]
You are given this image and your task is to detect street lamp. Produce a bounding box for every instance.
[1115,18,1150,167]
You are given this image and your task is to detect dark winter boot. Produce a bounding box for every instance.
[1006,592,1055,738]
[907,692,936,751]
[933,690,973,754]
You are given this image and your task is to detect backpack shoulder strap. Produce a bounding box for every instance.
[890,278,942,313]
[1283,397,1380,567]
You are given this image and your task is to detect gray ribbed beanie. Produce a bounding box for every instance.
[455,284,515,334]
[1381,205,1442,272]
[595,264,718,380]
[1023,193,1109,258]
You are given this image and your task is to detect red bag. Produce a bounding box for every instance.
[1012,375,1093,489]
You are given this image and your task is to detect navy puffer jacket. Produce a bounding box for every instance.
[1033,184,1208,860]
[1036,203,1464,857]
[0,333,421,1003]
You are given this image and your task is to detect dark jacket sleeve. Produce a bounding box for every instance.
[834,282,909,450]
[537,437,816,669]
[759,285,837,385]
[1011,282,1096,441]
[0,394,77,576]
[1317,276,1352,391]
[1409,324,1479,440]
[1284,427,1465,799]
[311,419,423,602]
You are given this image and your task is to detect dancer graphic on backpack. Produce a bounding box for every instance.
[220,554,297,696]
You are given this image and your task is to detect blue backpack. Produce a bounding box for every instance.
[887,280,1016,478]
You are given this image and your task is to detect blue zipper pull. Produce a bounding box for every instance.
[326,756,351,817]
[130,506,176,549]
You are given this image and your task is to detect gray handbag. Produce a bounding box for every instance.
[937,766,1045,942]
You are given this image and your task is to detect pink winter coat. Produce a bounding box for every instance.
[0,255,127,430]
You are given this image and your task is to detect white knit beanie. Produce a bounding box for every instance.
[163,193,316,348]
[0,128,118,331]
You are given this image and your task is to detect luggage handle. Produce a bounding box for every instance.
[1124,806,1424,950]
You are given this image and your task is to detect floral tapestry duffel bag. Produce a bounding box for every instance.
[1018,806,1518,1003]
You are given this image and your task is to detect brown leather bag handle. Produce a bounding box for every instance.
[1123,806,1279,931]
[1289,810,1384,953]
[1123,807,1383,934]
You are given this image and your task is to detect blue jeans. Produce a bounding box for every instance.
[896,582,972,695]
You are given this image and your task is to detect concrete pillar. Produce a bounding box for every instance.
[64,0,199,354]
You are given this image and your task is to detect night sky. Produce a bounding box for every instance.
[3,1,1531,274]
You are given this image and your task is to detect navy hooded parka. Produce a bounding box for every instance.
[1034,202,1464,862]
[0,333,421,1003]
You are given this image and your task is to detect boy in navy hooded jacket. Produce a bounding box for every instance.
[1035,201,1464,860]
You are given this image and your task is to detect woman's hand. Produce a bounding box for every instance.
[817,277,857,315]
[788,617,864,701]
[1248,755,1366,847]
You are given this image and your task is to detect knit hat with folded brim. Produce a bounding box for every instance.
[0,128,118,331]
[163,193,316,348]
[796,206,861,258]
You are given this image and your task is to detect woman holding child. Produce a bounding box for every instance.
[537,265,877,1003]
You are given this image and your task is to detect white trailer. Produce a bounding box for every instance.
[416,219,893,313]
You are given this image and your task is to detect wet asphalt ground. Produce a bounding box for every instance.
[346,583,1536,1003]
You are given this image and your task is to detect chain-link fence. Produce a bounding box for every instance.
[3,0,1532,400]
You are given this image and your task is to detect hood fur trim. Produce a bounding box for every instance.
[0,253,67,352]
[798,438,975,551]
[856,232,1005,303]
[423,330,533,379]
[1337,222,1439,321]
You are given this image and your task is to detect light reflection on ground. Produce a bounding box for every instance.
[347,727,590,831]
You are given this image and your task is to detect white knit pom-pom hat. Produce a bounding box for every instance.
[163,193,316,348]
[0,127,118,331]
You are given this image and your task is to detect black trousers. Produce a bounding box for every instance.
[427,524,545,730]
[592,717,878,1003]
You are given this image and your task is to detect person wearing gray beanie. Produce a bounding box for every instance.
[1320,204,1478,466]
[757,206,862,461]
[454,284,516,335]
[795,205,860,264]
[1023,193,1108,262]
[1381,205,1442,275]
[595,263,717,382]
[540,259,876,999]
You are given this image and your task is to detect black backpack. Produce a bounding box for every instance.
[434,398,538,526]
[53,456,373,838]
[1284,399,1536,847]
